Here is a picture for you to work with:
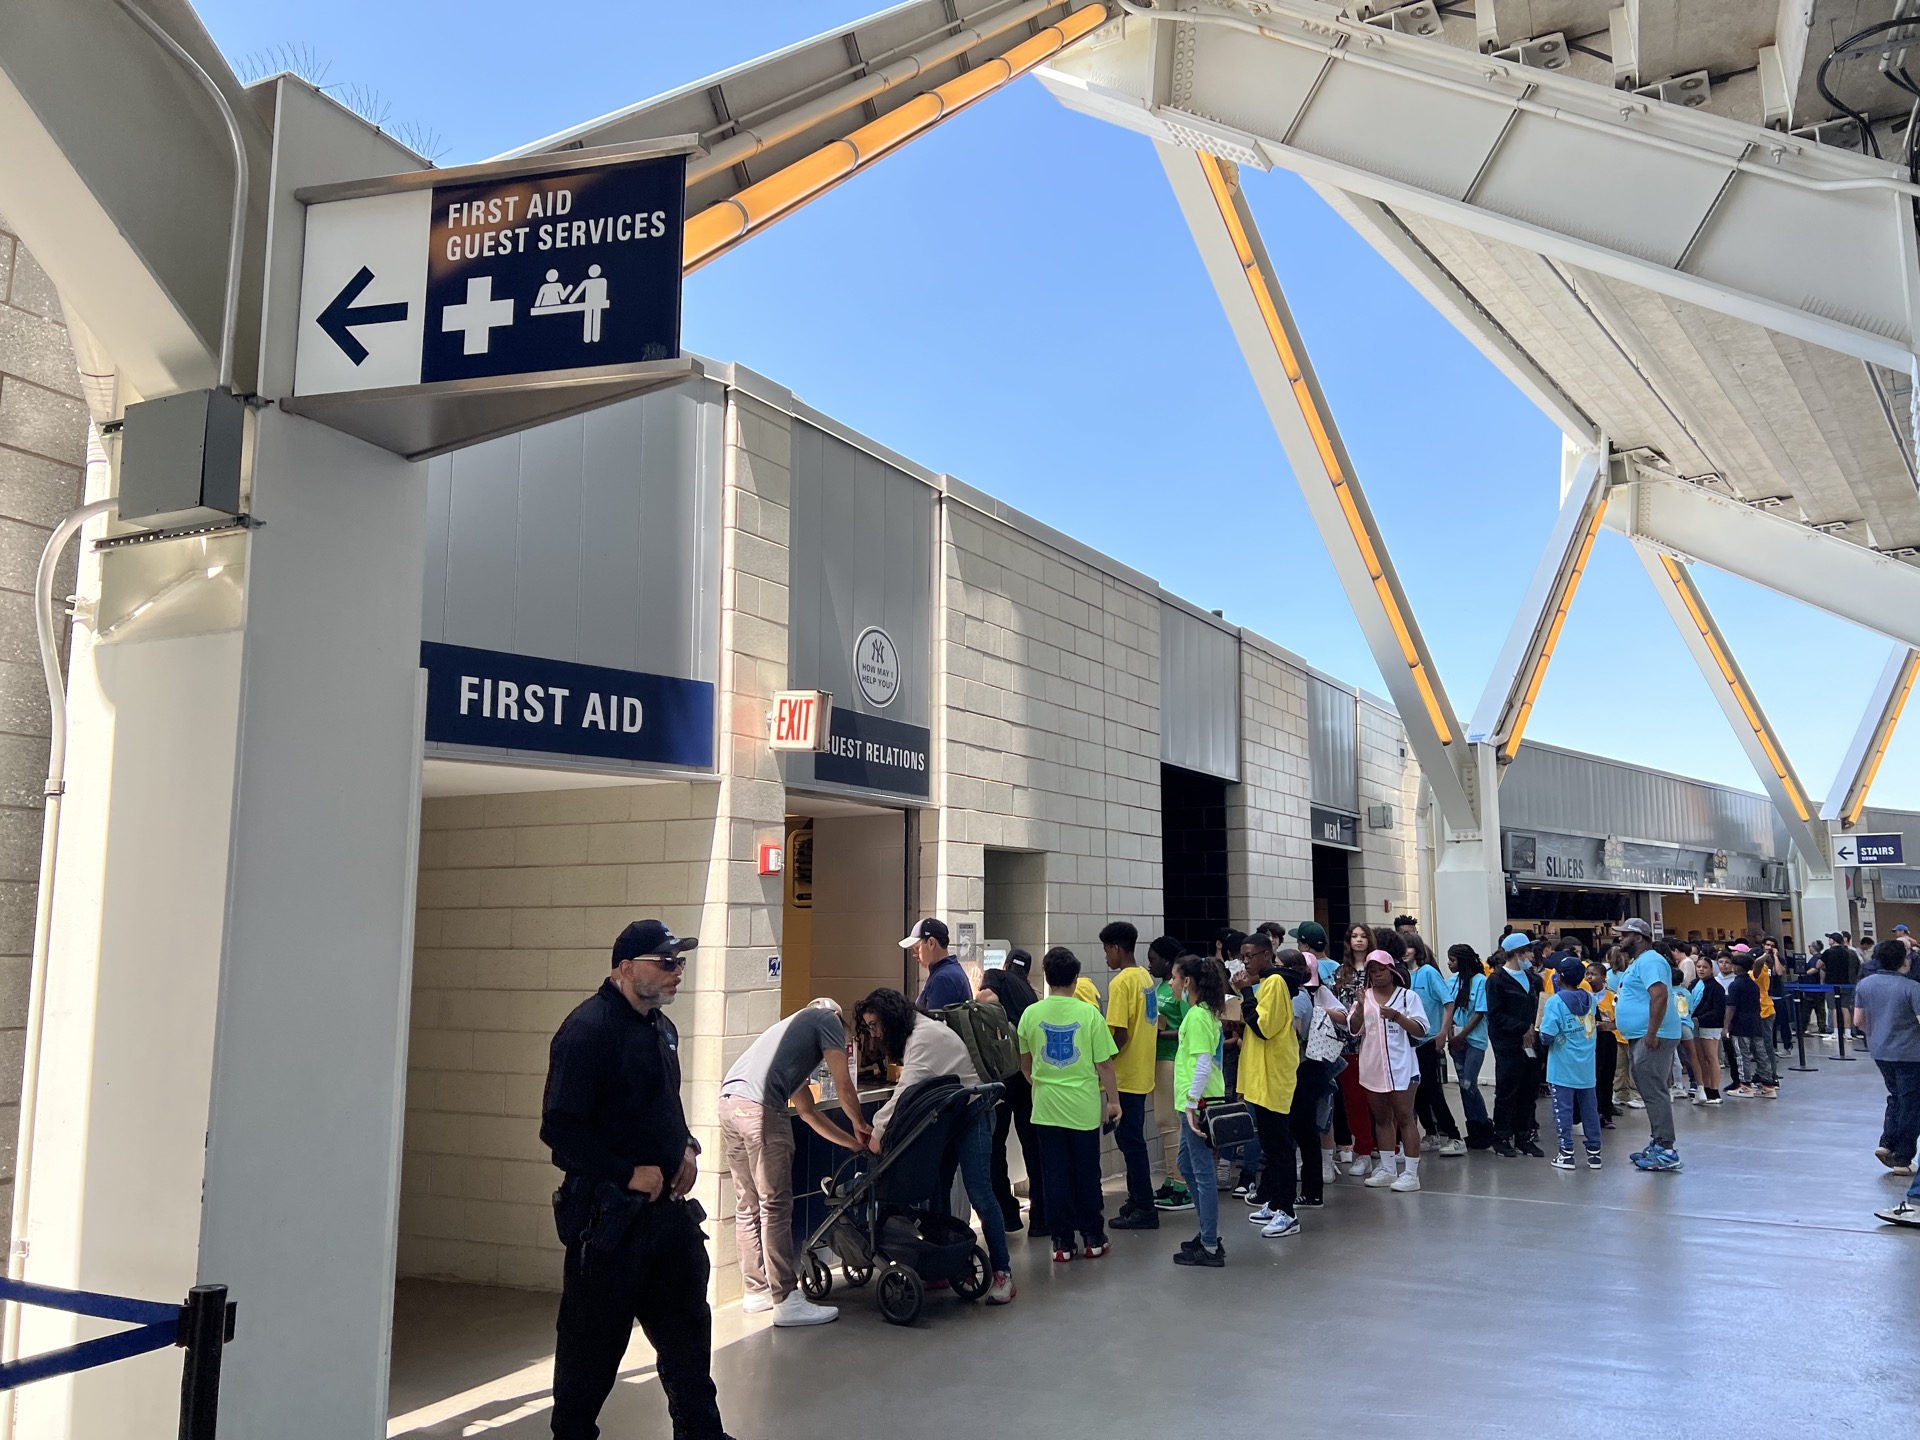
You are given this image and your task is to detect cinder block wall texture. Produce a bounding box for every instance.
[0,218,87,1222]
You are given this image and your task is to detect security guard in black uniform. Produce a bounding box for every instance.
[542,919,735,1440]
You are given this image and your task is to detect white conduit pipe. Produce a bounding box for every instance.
[107,0,249,389]
[1116,0,1920,201]
[1,496,119,1409]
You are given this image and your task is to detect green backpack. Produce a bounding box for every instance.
[934,999,1021,1084]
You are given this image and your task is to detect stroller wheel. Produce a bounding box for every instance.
[876,1263,923,1326]
[951,1245,991,1302]
[800,1254,833,1304]
[841,1262,872,1288]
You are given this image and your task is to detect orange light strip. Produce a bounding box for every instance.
[1501,494,1608,761]
[1658,554,1810,821]
[1195,150,1453,744]
[682,3,1109,271]
[1845,649,1919,825]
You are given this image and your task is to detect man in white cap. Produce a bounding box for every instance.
[904,917,972,1008]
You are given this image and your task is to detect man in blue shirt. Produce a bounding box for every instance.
[1612,918,1684,1172]
[904,917,972,1009]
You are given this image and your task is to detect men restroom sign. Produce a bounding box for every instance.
[293,146,687,396]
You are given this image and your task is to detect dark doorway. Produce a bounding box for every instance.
[1161,764,1229,952]
[1312,845,1351,942]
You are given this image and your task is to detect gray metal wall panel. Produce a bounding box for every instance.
[513,418,584,661]
[440,438,519,650]
[421,379,723,702]
[787,421,934,793]
[421,452,451,643]
[577,401,645,674]
[1158,603,1239,781]
[1502,743,1779,856]
[1308,676,1358,812]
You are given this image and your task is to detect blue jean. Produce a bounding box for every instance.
[1550,1083,1602,1155]
[1875,1059,1920,1165]
[1453,1044,1489,1127]
[1116,1090,1154,1208]
[954,1104,1011,1273]
[1176,1117,1220,1248]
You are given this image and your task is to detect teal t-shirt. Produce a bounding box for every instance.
[1615,951,1683,1040]
[1411,964,1448,1046]
[1446,973,1490,1051]
[1017,994,1117,1130]
[1538,993,1598,1088]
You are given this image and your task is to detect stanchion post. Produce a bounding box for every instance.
[177,1284,229,1440]
[1788,989,1818,1073]
[1833,985,1858,1061]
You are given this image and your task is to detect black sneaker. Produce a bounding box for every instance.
[1111,1204,1159,1230]
[1295,1196,1325,1208]
[1173,1242,1225,1268]
[1152,1183,1196,1213]
[1492,1139,1517,1157]
[1517,1140,1546,1158]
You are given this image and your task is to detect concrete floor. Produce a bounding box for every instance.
[389,1039,1920,1440]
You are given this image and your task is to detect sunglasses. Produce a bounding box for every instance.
[634,952,689,972]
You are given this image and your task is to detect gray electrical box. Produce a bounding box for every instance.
[117,388,245,528]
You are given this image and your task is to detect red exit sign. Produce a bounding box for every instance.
[769,690,831,751]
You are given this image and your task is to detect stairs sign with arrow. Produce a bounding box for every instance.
[1834,833,1905,867]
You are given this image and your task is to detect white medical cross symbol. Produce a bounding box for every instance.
[441,276,514,355]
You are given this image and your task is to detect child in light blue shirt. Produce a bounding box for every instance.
[1538,958,1602,1170]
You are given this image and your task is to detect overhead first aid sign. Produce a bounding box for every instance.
[294,151,685,397]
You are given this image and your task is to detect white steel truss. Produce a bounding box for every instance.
[1823,646,1920,828]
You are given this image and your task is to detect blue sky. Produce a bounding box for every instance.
[198,0,1920,809]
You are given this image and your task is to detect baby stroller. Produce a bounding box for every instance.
[798,1074,1002,1325]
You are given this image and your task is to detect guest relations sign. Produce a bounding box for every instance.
[420,641,714,768]
[814,708,930,798]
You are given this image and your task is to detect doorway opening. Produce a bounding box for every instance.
[780,795,910,1016]
[1311,845,1351,941]
[1161,764,1229,952]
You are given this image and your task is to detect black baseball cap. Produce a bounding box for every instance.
[612,919,697,966]
[900,917,950,949]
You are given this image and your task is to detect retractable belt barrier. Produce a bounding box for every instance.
[1784,984,1831,1073]
[0,1277,234,1440]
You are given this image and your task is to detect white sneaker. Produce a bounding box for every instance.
[1626,1098,1646,1110]
[1390,1171,1421,1192]
[1321,1153,1339,1183]
[1874,1200,1920,1227]
[1437,1138,1467,1157]
[771,1293,839,1327]
[741,1291,776,1315]
[1336,1148,1354,1164]
[1363,1164,1397,1188]
[1247,1204,1277,1224]
[1349,1156,1373,1178]
[1261,1212,1302,1238]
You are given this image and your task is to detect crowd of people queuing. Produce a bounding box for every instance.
[805,914,1920,1295]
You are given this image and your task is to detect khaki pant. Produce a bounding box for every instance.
[1153,1059,1179,1180]
[1612,1042,1639,1104]
[719,1096,796,1302]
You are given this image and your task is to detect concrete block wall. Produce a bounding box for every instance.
[0,217,87,1219]
[400,781,721,1290]
[398,391,795,1297]
[934,498,1163,969]
[1353,697,1419,924]
[1228,637,1315,927]
[689,392,794,1302]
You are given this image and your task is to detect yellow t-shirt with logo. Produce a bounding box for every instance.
[1236,973,1299,1113]
[1105,965,1157,1095]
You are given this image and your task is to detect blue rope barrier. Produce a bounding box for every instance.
[0,1276,178,1328]
[0,1321,178,1390]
